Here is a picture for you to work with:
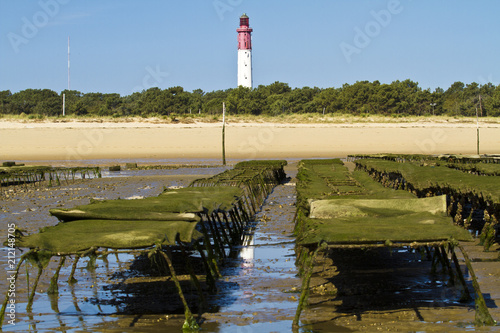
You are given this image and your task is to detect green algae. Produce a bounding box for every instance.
[17,161,285,254]
[295,159,472,246]
[50,186,244,222]
[297,211,472,246]
[0,165,101,189]
[309,195,447,219]
[446,162,500,176]
[17,220,203,253]
[296,159,414,217]
[356,158,500,202]
[159,186,245,213]
[234,159,288,169]
[192,160,287,187]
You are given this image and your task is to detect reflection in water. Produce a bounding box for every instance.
[240,234,255,269]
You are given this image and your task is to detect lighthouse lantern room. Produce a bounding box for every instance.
[237,13,253,88]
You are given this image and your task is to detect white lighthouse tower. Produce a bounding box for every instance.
[237,13,253,88]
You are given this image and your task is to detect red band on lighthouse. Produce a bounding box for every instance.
[237,14,253,50]
[237,13,253,88]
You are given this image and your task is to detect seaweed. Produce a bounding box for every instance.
[356,158,500,202]
[16,220,203,253]
[50,186,245,222]
[355,158,500,242]
[0,165,101,191]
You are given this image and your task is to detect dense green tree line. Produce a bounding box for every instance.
[1,80,499,117]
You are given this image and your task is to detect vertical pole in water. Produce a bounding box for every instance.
[222,102,226,166]
[293,245,322,330]
[457,244,495,326]
[160,250,199,331]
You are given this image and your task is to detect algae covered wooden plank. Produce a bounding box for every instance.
[296,159,415,214]
[50,208,200,222]
[50,197,204,221]
[17,220,203,252]
[296,159,474,246]
[50,186,245,222]
[357,158,500,202]
[297,211,473,245]
[309,195,447,219]
[159,186,245,213]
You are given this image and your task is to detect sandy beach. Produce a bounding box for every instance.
[1,120,499,162]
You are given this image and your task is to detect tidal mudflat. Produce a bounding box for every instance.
[1,161,499,332]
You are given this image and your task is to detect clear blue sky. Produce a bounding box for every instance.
[1,0,499,96]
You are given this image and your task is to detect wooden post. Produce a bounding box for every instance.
[479,94,483,117]
[194,242,217,291]
[457,244,495,326]
[449,245,471,302]
[179,242,207,311]
[222,102,226,166]
[160,250,199,331]
[68,256,80,284]
[293,245,321,329]
[197,223,221,277]
[48,256,66,294]
[27,266,43,311]
[476,107,480,155]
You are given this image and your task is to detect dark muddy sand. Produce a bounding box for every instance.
[1,163,499,332]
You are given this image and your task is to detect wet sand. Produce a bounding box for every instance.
[1,121,499,161]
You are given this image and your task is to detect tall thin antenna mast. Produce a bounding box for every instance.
[63,36,70,117]
[68,36,70,90]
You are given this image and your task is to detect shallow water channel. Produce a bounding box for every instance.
[201,173,301,332]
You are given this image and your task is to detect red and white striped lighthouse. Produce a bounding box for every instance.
[237,13,253,88]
